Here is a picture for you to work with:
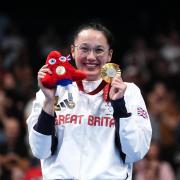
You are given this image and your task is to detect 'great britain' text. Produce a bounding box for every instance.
[55,114,115,128]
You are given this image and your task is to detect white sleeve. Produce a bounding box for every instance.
[119,83,152,163]
[26,90,52,159]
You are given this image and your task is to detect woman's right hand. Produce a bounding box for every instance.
[38,65,56,115]
[38,64,56,100]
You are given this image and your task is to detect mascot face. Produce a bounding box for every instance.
[41,51,86,88]
[46,51,70,76]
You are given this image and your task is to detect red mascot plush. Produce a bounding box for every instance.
[41,50,86,108]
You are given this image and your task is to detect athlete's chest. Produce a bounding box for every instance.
[54,90,115,128]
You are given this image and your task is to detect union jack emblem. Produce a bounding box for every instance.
[137,107,148,119]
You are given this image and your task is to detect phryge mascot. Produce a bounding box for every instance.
[41,50,86,109]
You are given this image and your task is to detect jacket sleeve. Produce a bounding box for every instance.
[26,90,58,159]
[116,83,152,163]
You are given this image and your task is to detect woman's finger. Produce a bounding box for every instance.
[39,68,52,74]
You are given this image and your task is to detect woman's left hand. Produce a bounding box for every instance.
[109,75,127,100]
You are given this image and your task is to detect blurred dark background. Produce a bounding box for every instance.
[1,1,180,70]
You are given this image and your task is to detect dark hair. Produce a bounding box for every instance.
[72,21,114,49]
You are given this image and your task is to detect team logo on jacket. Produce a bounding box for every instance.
[54,98,72,111]
[101,102,113,116]
[137,107,148,119]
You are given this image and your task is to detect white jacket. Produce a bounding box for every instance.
[27,80,152,180]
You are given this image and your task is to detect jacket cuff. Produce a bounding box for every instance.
[33,109,55,135]
[111,97,131,119]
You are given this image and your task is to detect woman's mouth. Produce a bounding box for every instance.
[83,62,99,68]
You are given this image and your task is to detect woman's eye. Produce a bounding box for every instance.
[80,47,89,52]
[96,48,104,54]
[49,58,56,64]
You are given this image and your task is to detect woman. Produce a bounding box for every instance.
[27,22,152,179]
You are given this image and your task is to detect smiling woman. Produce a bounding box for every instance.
[26,21,152,180]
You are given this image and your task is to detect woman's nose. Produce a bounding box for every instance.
[87,50,96,59]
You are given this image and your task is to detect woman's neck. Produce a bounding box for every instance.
[82,79,102,92]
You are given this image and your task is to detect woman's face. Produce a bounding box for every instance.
[71,29,113,81]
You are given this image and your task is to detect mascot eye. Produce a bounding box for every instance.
[59,56,66,62]
[49,58,56,64]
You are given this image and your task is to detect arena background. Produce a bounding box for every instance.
[1,1,180,67]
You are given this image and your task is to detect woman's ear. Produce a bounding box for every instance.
[107,49,113,62]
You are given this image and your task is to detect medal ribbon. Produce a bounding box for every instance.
[76,80,110,101]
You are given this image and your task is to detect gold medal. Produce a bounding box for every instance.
[55,104,61,111]
[67,100,75,109]
[67,93,75,109]
[54,96,61,111]
[101,63,121,83]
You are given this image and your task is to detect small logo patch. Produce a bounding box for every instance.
[137,107,148,119]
